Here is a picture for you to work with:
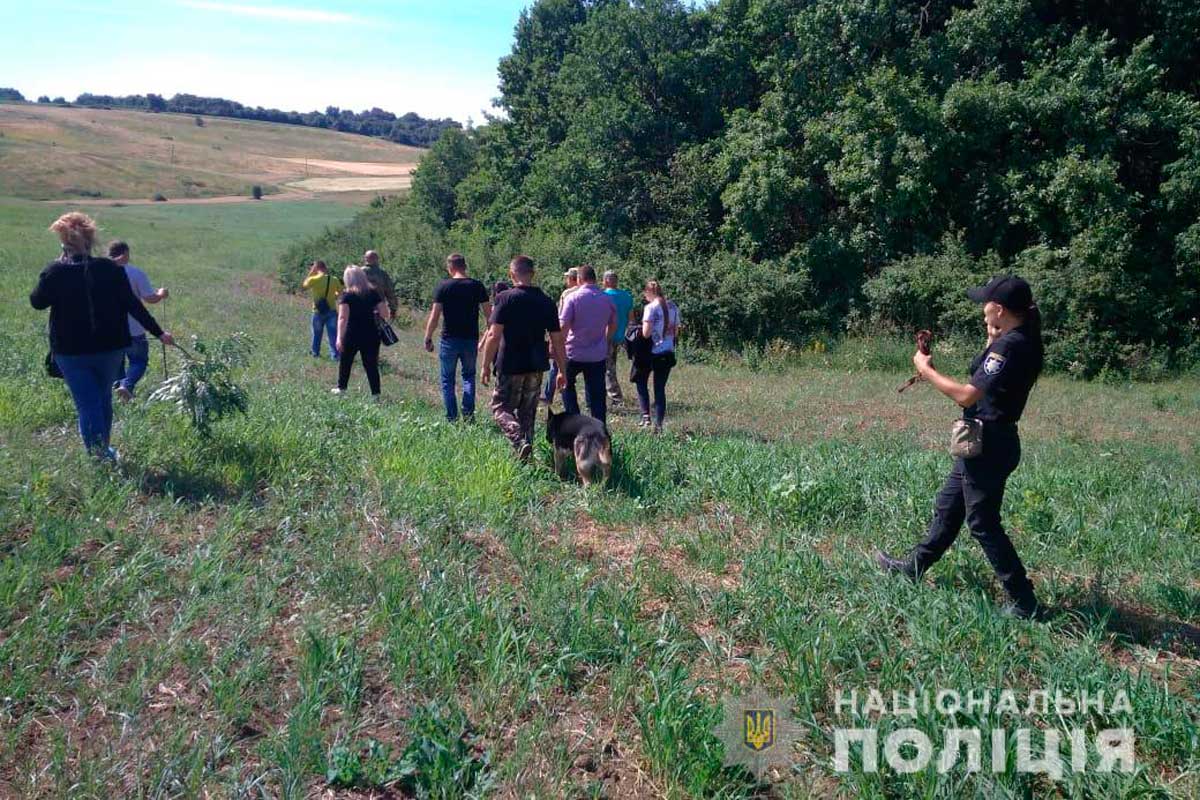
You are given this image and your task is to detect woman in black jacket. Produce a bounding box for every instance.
[30,213,173,459]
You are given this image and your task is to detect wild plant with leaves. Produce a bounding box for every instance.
[148,332,252,436]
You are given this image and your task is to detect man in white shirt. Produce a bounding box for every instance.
[108,241,168,401]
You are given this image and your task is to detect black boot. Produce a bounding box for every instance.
[875,550,919,581]
[999,590,1042,620]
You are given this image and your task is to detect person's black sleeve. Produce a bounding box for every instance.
[29,264,55,310]
[545,297,561,333]
[476,282,489,304]
[969,337,1021,395]
[433,281,446,304]
[118,270,164,337]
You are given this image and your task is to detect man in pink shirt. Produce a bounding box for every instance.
[559,265,617,425]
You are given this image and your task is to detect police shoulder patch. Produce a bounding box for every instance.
[983,352,1006,376]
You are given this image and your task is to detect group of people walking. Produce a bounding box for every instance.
[305,251,682,452]
[30,211,1048,620]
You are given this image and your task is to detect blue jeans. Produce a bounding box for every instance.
[438,337,478,420]
[311,310,338,358]
[542,361,559,403]
[562,359,608,425]
[55,350,124,453]
[117,334,150,395]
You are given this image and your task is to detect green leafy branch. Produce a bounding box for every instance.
[148,332,253,436]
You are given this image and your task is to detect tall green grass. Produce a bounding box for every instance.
[0,199,1196,797]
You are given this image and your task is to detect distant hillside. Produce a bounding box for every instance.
[64,92,460,148]
[0,104,424,201]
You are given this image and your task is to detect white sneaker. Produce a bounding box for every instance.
[331,387,344,395]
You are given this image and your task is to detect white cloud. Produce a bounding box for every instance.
[178,1,362,25]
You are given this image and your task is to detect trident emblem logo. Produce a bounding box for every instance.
[744,709,774,752]
[714,690,802,780]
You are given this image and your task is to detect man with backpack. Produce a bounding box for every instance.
[302,260,342,360]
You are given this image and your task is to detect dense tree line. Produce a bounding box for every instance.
[0,88,25,102]
[45,92,460,148]
[379,0,1200,377]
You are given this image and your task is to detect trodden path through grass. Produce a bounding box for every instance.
[0,199,1198,797]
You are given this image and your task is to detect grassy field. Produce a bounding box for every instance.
[0,197,1198,798]
[0,105,422,201]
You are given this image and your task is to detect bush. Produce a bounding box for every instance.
[251,185,263,200]
[152,193,167,202]
[863,235,998,337]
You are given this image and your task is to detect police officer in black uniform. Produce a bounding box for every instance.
[877,276,1044,619]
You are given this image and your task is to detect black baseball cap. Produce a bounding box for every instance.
[967,275,1033,310]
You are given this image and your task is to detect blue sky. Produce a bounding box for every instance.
[0,1,533,123]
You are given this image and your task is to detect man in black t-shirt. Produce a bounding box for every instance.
[481,255,567,460]
[423,253,491,421]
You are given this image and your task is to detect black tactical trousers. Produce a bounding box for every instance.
[913,426,1036,602]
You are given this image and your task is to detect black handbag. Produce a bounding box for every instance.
[315,274,332,315]
[377,318,399,347]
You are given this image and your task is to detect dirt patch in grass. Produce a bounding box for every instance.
[275,158,415,176]
[239,272,284,299]
[482,673,663,799]
[0,523,35,558]
[462,528,524,590]
[569,512,746,592]
[288,176,413,193]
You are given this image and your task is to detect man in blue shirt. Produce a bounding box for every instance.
[602,270,634,404]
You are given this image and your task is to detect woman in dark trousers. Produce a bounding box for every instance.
[333,265,391,398]
[30,212,173,459]
[877,276,1044,619]
[632,280,680,433]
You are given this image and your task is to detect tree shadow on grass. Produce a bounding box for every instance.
[131,461,239,505]
[123,437,280,506]
[1053,582,1200,658]
[607,444,649,501]
[933,568,1200,657]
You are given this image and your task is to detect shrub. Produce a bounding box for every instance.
[251,185,263,200]
[152,193,167,202]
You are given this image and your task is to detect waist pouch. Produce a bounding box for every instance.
[950,418,984,459]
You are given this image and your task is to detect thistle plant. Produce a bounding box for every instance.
[149,332,252,436]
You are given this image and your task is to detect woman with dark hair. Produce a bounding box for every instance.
[876,276,1044,619]
[633,280,680,433]
[30,212,173,460]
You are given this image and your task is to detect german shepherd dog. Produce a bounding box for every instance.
[546,409,612,487]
